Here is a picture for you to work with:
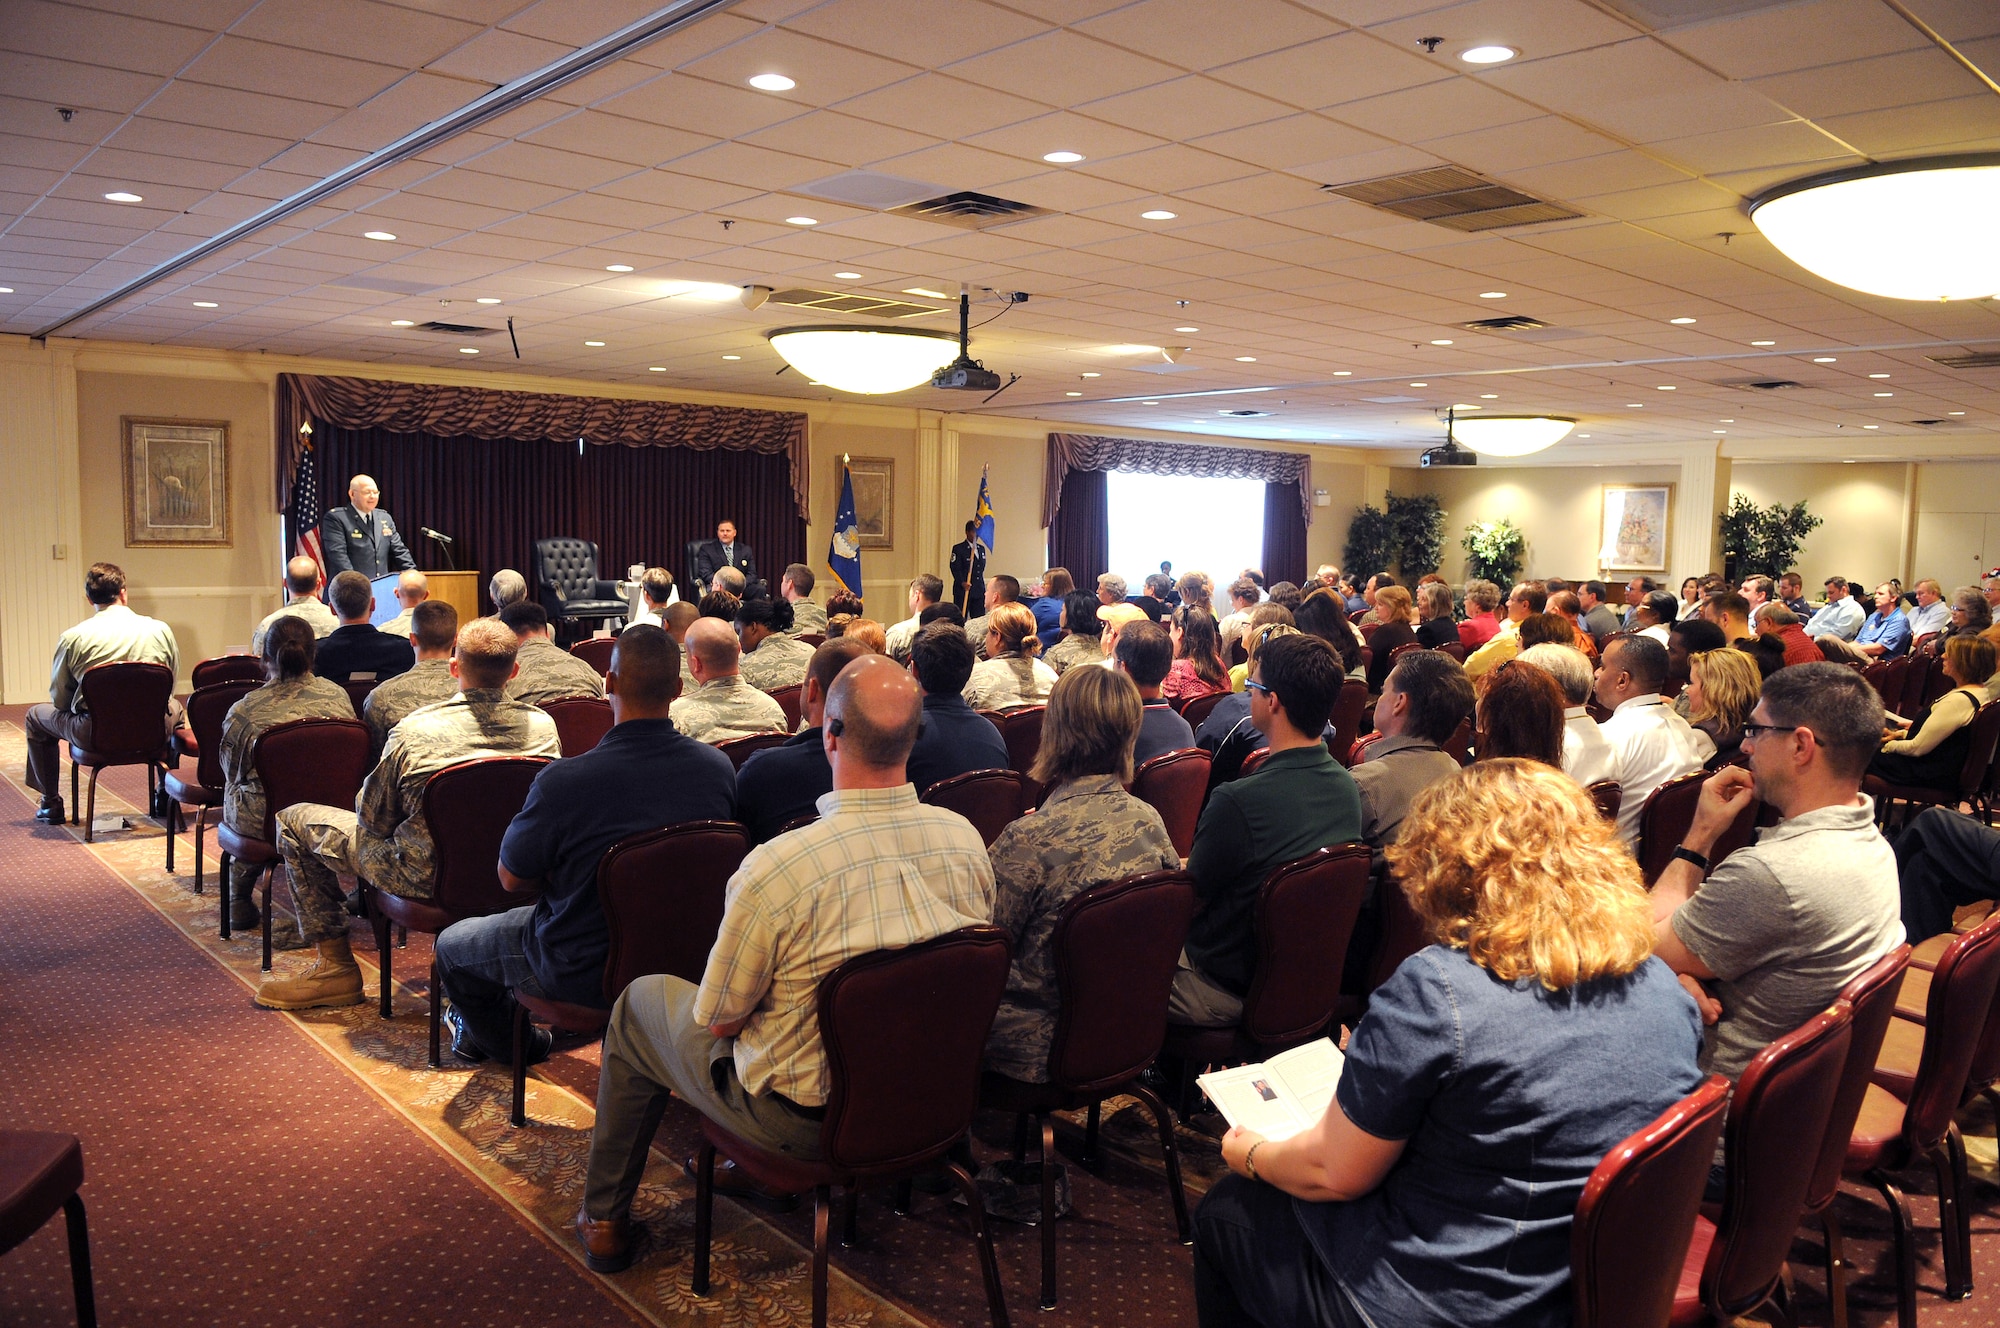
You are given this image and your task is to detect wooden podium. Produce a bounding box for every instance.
[427,570,482,624]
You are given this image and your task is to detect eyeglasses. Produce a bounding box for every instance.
[1741,721,1801,741]
[1244,679,1275,698]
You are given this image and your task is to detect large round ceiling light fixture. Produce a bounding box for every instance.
[1450,414,1577,456]
[1750,154,2000,301]
[765,325,958,394]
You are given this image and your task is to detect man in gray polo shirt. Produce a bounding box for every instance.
[1649,662,1901,1083]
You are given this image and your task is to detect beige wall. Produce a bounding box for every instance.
[1728,463,1910,590]
[807,418,918,614]
[1395,462,1685,583]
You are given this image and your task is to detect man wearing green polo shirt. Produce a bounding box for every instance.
[1170,633,1362,1026]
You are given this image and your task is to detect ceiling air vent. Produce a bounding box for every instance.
[1220,409,1272,417]
[767,289,943,319]
[415,321,499,336]
[887,191,1050,230]
[1322,166,1583,232]
[1910,418,1962,428]
[1464,315,1549,332]
[1714,377,1806,391]
[1928,351,2000,369]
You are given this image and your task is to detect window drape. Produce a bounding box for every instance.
[1262,480,1308,587]
[1043,432,1312,529]
[1048,467,1109,592]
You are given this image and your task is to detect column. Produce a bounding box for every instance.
[0,340,84,704]
[1671,441,1728,581]
[914,411,959,576]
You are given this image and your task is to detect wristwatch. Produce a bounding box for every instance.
[1672,845,1712,872]
[1245,1140,1265,1182]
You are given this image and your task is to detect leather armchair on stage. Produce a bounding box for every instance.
[532,538,625,640]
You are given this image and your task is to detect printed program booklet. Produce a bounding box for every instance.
[1196,1037,1345,1141]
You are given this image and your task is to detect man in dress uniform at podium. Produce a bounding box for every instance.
[950,520,987,618]
[320,474,416,580]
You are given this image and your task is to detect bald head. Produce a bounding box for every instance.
[824,654,923,779]
[663,600,700,640]
[347,474,380,514]
[285,556,321,596]
[395,568,429,608]
[685,616,741,678]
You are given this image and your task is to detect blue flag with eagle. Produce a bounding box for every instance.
[828,460,862,599]
[972,466,995,554]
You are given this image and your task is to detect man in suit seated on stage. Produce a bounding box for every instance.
[363,600,461,756]
[691,519,757,594]
[251,556,338,653]
[377,570,429,638]
[906,622,1012,793]
[669,618,787,744]
[780,564,825,638]
[319,473,415,580]
[312,571,415,685]
[499,602,606,707]
[736,638,871,843]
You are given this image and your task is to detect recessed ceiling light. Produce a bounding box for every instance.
[1813,356,1837,363]
[722,354,740,361]
[1080,372,1100,378]
[1577,434,1590,438]
[785,216,819,226]
[1713,429,1727,434]
[1066,391,1083,396]
[475,297,502,304]
[1478,291,1507,299]
[749,73,795,91]
[1863,424,1880,429]
[1627,403,1643,408]
[1719,419,1735,423]
[1044,150,1083,163]
[1175,325,1199,332]
[1869,372,1891,378]
[0,286,14,294]
[1874,391,1894,397]
[1410,382,1427,387]
[583,341,605,348]
[1141,210,1177,220]
[833,272,862,280]
[904,287,948,299]
[104,191,143,203]
[648,366,666,372]
[363,230,396,241]
[1479,393,1498,399]
[1460,44,1517,64]
[1657,385,1678,390]
[459,347,479,354]
[1669,317,1697,324]
[606,264,633,272]
[1452,403,1481,410]
[390,319,415,327]
[191,300,218,308]
[1235,356,1257,362]
[1750,340,1776,346]
[1333,370,1351,376]
[1143,400,1160,405]
[1430,339,1454,345]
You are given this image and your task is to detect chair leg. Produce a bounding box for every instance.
[370,900,392,1020]
[1010,1111,1031,1163]
[62,1193,97,1328]
[1936,1125,1974,1300]
[510,1002,530,1127]
[427,957,442,1069]
[1082,1100,1102,1168]
[811,1183,831,1328]
[1039,1114,1058,1311]
[840,1184,860,1249]
[396,924,407,948]
[260,866,275,972]
[1823,1207,1850,1328]
[83,768,100,842]
[193,810,206,894]
[1867,1170,1919,1328]
[944,1158,1012,1328]
[1129,1079,1193,1244]
[70,759,78,825]
[692,1139,716,1297]
[218,851,232,939]
[164,797,177,873]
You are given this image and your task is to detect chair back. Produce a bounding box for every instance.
[1586,779,1621,824]
[920,769,1026,847]
[818,927,1013,1175]
[1364,870,1432,994]
[186,680,260,792]
[423,756,553,918]
[716,731,790,769]
[1571,1075,1732,1328]
[1703,1006,1853,1319]
[796,633,826,648]
[1326,679,1369,764]
[1438,641,1468,663]
[998,705,1046,777]
[1911,631,1939,660]
[1805,945,1911,1213]
[1240,843,1372,1048]
[542,697,614,755]
[596,821,749,1001]
[192,655,265,688]
[252,718,374,842]
[1637,771,1758,886]
[1179,691,1228,732]
[570,637,617,677]
[1446,714,1475,766]
[341,677,377,714]
[1048,871,1196,1092]
[1865,657,1907,710]
[533,537,603,602]
[1131,748,1211,857]
[1388,641,1424,663]
[1902,912,2000,1155]
[769,683,804,732]
[76,662,176,757]
[1953,700,2000,798]
[1237,746,1271,778]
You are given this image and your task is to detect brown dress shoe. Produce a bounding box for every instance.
[574,1210,636,1274]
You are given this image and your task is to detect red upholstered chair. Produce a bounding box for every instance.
[0,1132,96,1328]
[216,717,372,964]
[998,705,1048,803]
[1235,746,1272,778]
[1673,1005,1854,1326]
[1864,657,1908,711]
[1637,772,1760,887]
[715,731,790,769]
[920,769,1026,848]
[568,636,616,677]
[162,679,258,890]
[1346,730,1384,767]
[1571,1076,1731,1328]
[365,755,551,1067]
[796,632,826,647]
[1326,678,1369,766]
[1438,641,1468,664]
[1863,699,2000,828]
[1911,631,1940,661]
[1131,748,1211,857]
[339,677,378,714]
[1586,780,1622,824]
[980,871,1196,1309]
[768,683,804,732]
[1387,640,1424,664]
[509,820,748,1126]
[66,661,176,840]
[1178,691,1228,733]
[690,927,1015,1328]
[1446,714,1475,766]
[777,813,819,836]
[191,654,265,688]
[541,697,613,755]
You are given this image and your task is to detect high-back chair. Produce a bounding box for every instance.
[191,655,266,688]
[997,706,1048,802]
[540,696,613,755]
[532,537,625,640]
[1131,748,1211,857]
[0,1131,97,1328]
[1636,771,1760,886]
[690,927,1015,1328]
[1586,780,1622,824]
[1178,691,1228,733]
[920,769,1026,848]
[768,683,804,732]
[1327,679,1370,766]
[162,679,258,890]
[568,636,617,677]
[716,731,789,769]
[67,661,176,840]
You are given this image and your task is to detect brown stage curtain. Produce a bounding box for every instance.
[1262,480,1308,587]
[1043,432,1312,529]
[275,373,809,518]
[1048,467,1109,593]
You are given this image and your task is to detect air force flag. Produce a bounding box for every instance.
[828,459,862,599]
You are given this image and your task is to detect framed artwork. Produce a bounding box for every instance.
[123,417,231,547]
[846,455,895,549]
[1599,484,1672,572]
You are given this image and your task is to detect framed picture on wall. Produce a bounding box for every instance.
[846,456,895,549]
[1599,484,1671,572]
[123,417,231,547]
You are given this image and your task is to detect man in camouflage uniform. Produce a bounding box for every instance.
[376,569,430,639]
[250,557,338,654]
[361,600,460,756]
[964,574,1022,661]
[499,601,605,706]
[780,563,826,638]
[258,619,561,1010]
[668,617,786,745]
[218,617,355,928]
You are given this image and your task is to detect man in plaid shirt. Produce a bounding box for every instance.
[574,654,994,1273]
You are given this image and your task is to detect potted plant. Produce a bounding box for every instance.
[1462,517,1526,587]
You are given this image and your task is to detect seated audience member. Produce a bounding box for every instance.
[921,603,965,627]
[1897,806,2000,943]
[628,568,676,628]
[264,620,562,1010]
[884,574,942,664]
[1195,760,1704,1328]
[1032,568,1073,650]
[1096,573,1129,608]
[1871,635,1997,796]
[1351,651,1473,882]
[906,623,1012,793]
[837,617,887,655]
[710,565,747,599]
[1296,590,1367,681]
[1414,579,1460,650]
[779,564,824,637]
[434,626,738,1064]
[363,600,460,756]
[26,561,182,824]
[1668,618,1728,703]
[734,638,870,844]
[1596,635,1713,844]
[1463,581,1547,681]
[1685,647,1761,767]
[1624,576,1658,628]
[1130,573,1173,622]
[1156,567,1183,610]
[964,574,1019,654]
[964,601,1059,710]
[1805,576,1865,641]
[498,601,606,705]
[1355,573,1394,626]
[1577,580,1622,646]
[1905,578,1949,640]
[252,557,338,652]
[1942,585,1994,645]
[1218,576,1262,650]
[1518,643,1617,789]
[1854,582,1912,658]
[574,657,993,1266]
[698,589,740,623]
[986,666,1182,1080]
[1172,634,1363,1027]
[1544,591,1596,659]
[1164,605,1230,701]
[219,618,356,928]
[377,569,430,639]
[1632,591,1679,646]
[314,571,416,684]
[1476,660,1566,767]
[1043,592,1104,675]
[1456,580,1504,649]
[1777,571,1812,618]
[1115,619,1198,765]
[1097,600,1147,659]
[1700,589,1755,648]
[1228,604,1298,692]
[489,568,529,615]
[1267,581,1305,613]
[1739,574,1776,629]
[736,595,814,693]
[1197,624,1299,761]
[1755,603,1821,669]
[1648,664,1901,1085]
[1178,570,1216,616]
[1363,586,1418,693]
[669,617,787,744]
[663,600,701,693]
[824,590,864,621]
[1677,576,1705,622]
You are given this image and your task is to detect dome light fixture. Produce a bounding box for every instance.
[1750,154,2000,300]
[1449,412,1577,457]
[765,325,957,394]
[748,73,795,91]
[1043,150,1083,163]
[1460,45,1517,64]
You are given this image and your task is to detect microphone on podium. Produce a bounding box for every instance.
[420,527,456,570]
[420,526,453,544]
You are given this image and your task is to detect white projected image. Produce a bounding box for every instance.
[1104,469,1267,615]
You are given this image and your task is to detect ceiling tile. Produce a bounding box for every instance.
[1749,48,1991,121]
[1074,0,1341,70]
[1646,120,1860,177]
[1327,76,1541,143]
[677,29,921,105]
[1192,112,1395,173]
[3,0,215,76]
[1663,0,1926,79]
[0,53,169,115]
[1481,38,1796,142]
[307,72,480,151]
[739,110,940,170]
[177,36,403,106]
[1815,95,2000,157]
[597,74,810,139]
[782,0,1048,66]
[236,0,484,65]
[1077,76,1297,142]
[944,29,1183,107]
[517,109,718,168]
[425,26,575,83]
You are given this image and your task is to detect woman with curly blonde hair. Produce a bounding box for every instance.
[1685,647,1761,765]
[1196,760,1703,1328]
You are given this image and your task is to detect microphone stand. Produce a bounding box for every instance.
[424,528,457,571]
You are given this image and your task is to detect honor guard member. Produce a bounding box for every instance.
[950,520,988,618]
[319,473,415,580]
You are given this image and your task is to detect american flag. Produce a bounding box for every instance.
[288,426,325,591]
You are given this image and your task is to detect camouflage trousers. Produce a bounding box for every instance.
[275,803,431,944]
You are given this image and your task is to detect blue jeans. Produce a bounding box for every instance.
[1193,1174,1372,1328]
[432,907,546,1060]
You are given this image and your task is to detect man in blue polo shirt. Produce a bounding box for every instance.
[735,636,871,843]
[1854,581,1912,659]
[905,622,1012,792]
[432,625,737,1063]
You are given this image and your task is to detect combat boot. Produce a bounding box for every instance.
[255,937,363,1010]
[229,870,261,931]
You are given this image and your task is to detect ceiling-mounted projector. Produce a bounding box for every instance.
[930,287,1009,394]
[1420,441,1476,467]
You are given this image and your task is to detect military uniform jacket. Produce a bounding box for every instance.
[739,633,815,692]
[787,599,827,638]
[362,658,458,755]
[504,638,606,706]
[49,604,179,713]
[1042,633,1103,677]
[355,689,560,897]
[949,539,987,615]
[220,676,356,836]
[250,598,338,654]
[319,504,415,580]
[668,675,787,745]
[377,608,415,639]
